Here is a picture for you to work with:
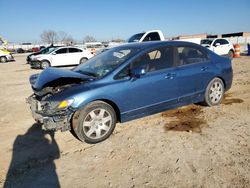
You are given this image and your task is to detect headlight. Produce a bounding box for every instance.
[57,99,74,109]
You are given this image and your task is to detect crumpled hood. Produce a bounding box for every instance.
[30,67,92,91]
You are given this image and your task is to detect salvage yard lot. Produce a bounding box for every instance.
[0,54,250,187]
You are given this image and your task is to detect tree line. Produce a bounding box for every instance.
[40,30,125,45]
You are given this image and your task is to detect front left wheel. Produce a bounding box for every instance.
[72,101,117,144]
[40,60,50,69]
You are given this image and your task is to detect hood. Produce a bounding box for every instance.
[201,44,211,48]
[0,49,10,55]
[28,51,41,57]
[30,67,93,91]
[33,54,48,60]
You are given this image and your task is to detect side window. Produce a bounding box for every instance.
[143,32,161,42]
[55,48,67,54]
[213,39,228,46]
[220,39,229,45]
[213,39,219,46]
[115,47,174,79]
[69,48,82,53]
[177,46,208,65]
[115,66,130,80]
[132,47,174,72]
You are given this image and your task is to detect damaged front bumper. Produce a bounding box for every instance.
[26,94,74,132]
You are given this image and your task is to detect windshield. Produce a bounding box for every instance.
[39,47,58,54]
[201,39,213,45]
[74,46,140,78]
[127,33,145,43]
[46,47,58,54]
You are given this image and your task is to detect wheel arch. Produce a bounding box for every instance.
[97,99,121,123]
[41,59,51,64]
[74,98,121,123]
[41,59,51,67]
[216,76,226,89]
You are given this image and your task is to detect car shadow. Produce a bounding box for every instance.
[4,123,60,188]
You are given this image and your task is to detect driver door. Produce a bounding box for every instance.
[112,46,180,120]
[51,48,69,66]
[212,39,224,55]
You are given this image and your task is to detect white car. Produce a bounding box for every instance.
[0,49,14,63]
[201,38,235,57]
[30,46,93,69]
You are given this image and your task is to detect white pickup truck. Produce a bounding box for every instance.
[126,30,234,57]
[127,30,201,44]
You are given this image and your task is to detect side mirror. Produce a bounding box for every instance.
[130,67,146,78]
[214,43,220,47]
[51,52,56,55]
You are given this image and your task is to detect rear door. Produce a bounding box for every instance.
[68,47,83,65]
[176,45,215,103]
[212,39,228,55]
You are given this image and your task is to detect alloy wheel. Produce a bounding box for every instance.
[82,108,112,140]
[209,81,223,104]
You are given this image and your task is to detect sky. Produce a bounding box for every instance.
[1,0,250,43]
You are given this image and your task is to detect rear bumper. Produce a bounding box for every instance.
[26,95,73,131]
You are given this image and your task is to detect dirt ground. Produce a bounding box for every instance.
[0,54,249,188]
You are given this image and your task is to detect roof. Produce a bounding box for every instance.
[112,40,202,49]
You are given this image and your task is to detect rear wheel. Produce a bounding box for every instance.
[0,56,7,63]
[40,60,50,69]
[72,101,117,144]
[203,78,224,106]
[80,57,88,64]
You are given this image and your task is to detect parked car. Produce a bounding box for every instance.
[0,49,14,63]
[201,38,234,57]
[26,45,62,64]
[32,47,40,52]
[16,48,25,53]
[30,46,93,69]
[27,41,233,143]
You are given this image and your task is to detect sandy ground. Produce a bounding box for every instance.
[0,54,249,188]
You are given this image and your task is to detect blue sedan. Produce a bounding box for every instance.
[27,41,233,143]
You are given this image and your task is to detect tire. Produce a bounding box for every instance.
[228,50,234,58]
[203,78,224,106]
[80,57,88,64]
[40,60,50,69]
[0,56,7,63]
[72,101,117,144]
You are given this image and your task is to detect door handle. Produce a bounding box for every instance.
[165,73,176,79]
[201,67,208,71]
